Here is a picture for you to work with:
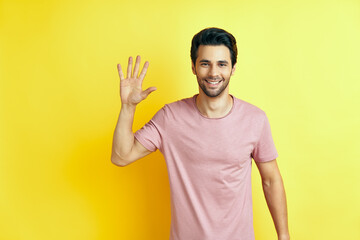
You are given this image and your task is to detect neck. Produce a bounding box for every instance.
[196,91,233,118]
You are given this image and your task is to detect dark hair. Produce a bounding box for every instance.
[191,27,237,67]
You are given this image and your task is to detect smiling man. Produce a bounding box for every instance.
[111,27,290,240]
[195,45,232,97]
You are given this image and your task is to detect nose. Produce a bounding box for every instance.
[208,65,219,78]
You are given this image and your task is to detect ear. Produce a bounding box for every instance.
[231,63,236,76]
[191,62,196,75]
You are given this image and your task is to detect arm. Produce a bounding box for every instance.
[255,159,290,240]
[111,56,157,167]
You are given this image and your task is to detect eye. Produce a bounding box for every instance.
[201,63,209,66]
[219,63,227,67]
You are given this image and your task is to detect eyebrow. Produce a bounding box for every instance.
[199,59,229,64]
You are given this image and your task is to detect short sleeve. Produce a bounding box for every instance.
[251,113,278,162]
[134,107,165,152]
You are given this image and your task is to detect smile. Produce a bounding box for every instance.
[205,79,222,85]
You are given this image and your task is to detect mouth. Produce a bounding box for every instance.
[205,79,223,86]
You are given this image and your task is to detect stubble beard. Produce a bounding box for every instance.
[197,77,230,98]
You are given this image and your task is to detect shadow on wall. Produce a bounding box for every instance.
[63,126,171,239]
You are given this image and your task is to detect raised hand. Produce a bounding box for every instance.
[117,56,157,106]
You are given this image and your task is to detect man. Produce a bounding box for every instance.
[111,27,290,240]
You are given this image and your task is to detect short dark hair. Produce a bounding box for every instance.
[191,27,237,67]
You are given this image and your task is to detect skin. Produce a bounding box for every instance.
[255,160,290,240]
[192,45,236,118]
[111,56,153,166]
[111,47,290,240]
[193,45,234,98]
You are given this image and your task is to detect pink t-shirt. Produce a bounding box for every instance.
[134,94,278,240]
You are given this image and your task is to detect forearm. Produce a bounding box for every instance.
[262,177,290,240]
[111,104,137,162]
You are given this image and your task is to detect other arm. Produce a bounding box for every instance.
[255,159,290,240]
[111,56,156,167]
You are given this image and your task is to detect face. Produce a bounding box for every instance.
[192,45,236,98]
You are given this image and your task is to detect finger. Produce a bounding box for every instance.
[117,64,125,80]
[127,56,133,78]
[133,55,141,78]
[141,86,157,99]
[139,61,149,81]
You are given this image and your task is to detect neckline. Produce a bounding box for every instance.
[192,94,235,120]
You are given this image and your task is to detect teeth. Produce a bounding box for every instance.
[206,80,221,85]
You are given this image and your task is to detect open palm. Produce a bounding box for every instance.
[117,56,156,106]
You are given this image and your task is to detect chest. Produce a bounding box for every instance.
[163,116,259,167]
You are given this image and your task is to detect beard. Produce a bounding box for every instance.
[197,76,230,98]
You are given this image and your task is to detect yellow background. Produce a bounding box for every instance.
[1,0,359,239]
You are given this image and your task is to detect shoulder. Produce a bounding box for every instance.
[231,96,270,128]
[152,95,196,122]
[233,96,266,117]
[162,95,195,116]
[232,96,273,133]
[165,95,194,109]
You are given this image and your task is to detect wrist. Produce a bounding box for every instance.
[278,234,290,240]
[121,103,137,111]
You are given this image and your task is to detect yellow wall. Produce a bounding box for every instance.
[1,0,359,239]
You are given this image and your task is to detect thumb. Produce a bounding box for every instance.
[141,87,157,99]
